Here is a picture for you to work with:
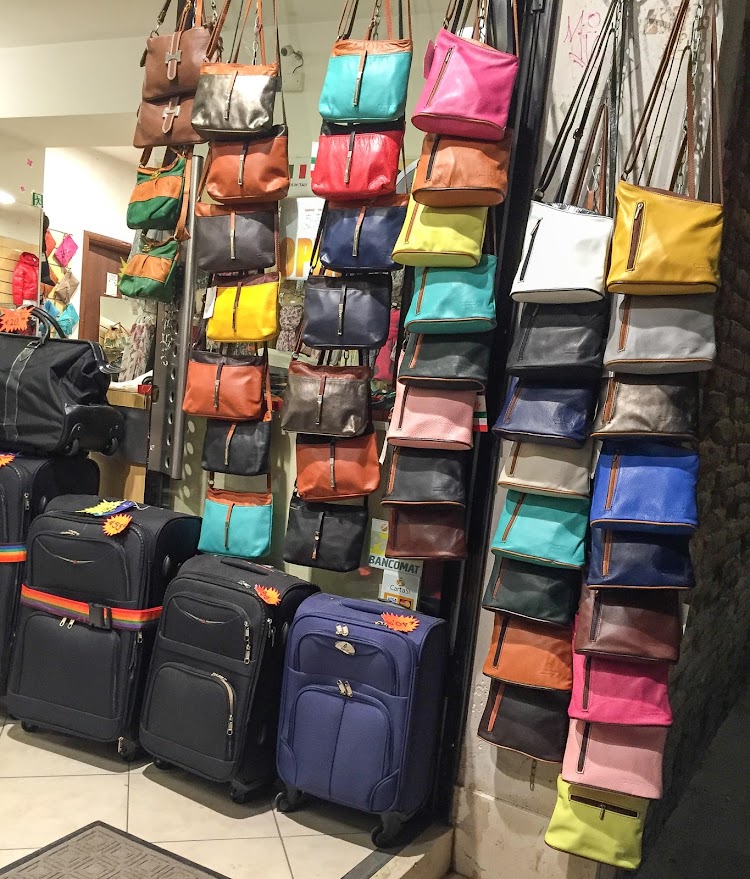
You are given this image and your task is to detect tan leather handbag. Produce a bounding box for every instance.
[134,95,204,149]
[483,612,573,691]
[498,440,594,499]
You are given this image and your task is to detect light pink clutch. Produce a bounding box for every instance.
[562,719,667,799]
[387,379,475,451]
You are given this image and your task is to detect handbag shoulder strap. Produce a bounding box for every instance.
[205,0,234,60]
[175,149,194,242]
[569,100,608,211]
[229,0,267,64]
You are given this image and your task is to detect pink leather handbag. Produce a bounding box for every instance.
[386,379,475,451]
[569,642,672,727]
[563,720,667,800]
[412,0,519,142]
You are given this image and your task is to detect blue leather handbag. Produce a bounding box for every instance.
[198,483,273,558]
[493,377,597,448]
[588,529,695,590]
[404,257,498,334]
[590,442,699,534]
[492,490,589,569]
[317,196,408,272]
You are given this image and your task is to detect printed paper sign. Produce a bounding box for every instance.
[368,518,423,609]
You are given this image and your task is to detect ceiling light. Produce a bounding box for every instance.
[0,190,16,205]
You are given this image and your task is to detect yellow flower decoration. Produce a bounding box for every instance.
[102,514,132,537]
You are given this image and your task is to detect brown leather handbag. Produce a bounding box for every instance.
[204,127,290,204]
[483,612,573,691]
[385,506,467,560]
[412,131,512,208]
[575,583,682,663]
[296,431,380,501]
[183,349,269,421]
[134,95,204,148]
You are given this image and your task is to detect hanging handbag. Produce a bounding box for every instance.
[413,0,518,141]
[590,441,699,534]
[588,529,695,591]
[574,583,681,664]
[569,646,673,726]
[134,95,204,148]
[183,348,268,421]
[203,128,290,205]
[311,120,404,201]
[398,331,492,392]
[318,0,412,123]
[498,440,594,500]
[119,236,181,303]
[198,479,273,558]
[604,293,716,373]
[126,150,187,231]
[492,490,589,569]
[493,377,597,448]
[478,679,570,763]
[316,196,408,273]
[505,299,609,383]
[206,274,279,343]
[195,203,277,273]
[281,357,370,438]
[382,447,467,507]
[191,0,280,138]
[386,379,475,451]
[392,197,488,268]
[404,256,497,334]
[607,1,722,295]
[202,420,272,476]
[545,776,648,870]
[482,556,580,627]
[413,131,512,208]
[301,275,392,349]
[296,431,380,501]
[385,505,467,560]
[483,613,573,692]
[591,374,699,441]
[563,721,667,801]
[283,494,368,572]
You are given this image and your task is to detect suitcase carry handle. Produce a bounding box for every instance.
[220,558,274,576]
[341,598,402,617]
[29,305,67,342]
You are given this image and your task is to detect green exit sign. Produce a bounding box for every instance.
[32,192,43,208]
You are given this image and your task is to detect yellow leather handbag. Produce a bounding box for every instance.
[207,273,279,343]
[392,197,488,268]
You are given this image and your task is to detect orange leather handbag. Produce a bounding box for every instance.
[204,129,290,205]
[295,432,381,501]
[483,612,573,691]
[183,350,269,421]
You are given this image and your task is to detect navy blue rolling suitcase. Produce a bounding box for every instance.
[275,593,448,846]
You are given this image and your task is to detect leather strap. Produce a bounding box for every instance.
[570,99,608,210]
[339,0,408,41]
[20,585,162,631]
[175,148,193,241]
[205,0,234,61]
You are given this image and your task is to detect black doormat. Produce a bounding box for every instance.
[0,821,231,878]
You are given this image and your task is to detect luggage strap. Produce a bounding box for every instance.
[0,544,26,564]
[20,585,162,631]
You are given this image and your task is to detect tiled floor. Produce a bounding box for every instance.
[0,703,377,878]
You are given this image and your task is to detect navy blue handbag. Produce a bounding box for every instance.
[317,196,408,272]
[588,529,695,590]
[590,441,699,534]
[493,377,597,448]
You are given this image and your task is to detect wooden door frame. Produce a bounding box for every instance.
[79,231,131,343]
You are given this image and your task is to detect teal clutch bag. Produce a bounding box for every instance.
[198,485,273,559]
[492,490,589,569]
[405,257,498,334]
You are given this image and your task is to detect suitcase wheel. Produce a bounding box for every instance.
[21,722,39,734]
[274,787,305,813]
[102,436,119,456]
[152,758,174,771]
[117,737,141,763]
[371,812,408,849]
[229,780,269,805]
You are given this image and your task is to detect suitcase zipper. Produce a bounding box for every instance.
[589,592,602,641]
[577,722,591,772]
[210,672,235,736]
[516,305,539,360]
[409,335,423,369]
[518,218,542,282]
[605,453,621,511]
[602,531,613,576]
[426,48,453,105]
[618,296,632,352]
[582,657,592,709]
[626,202,645,271]
[507,443,521,475]
[415,269,429,314]
[602,377,617,423]
[501,494,525,542]
[569,793,639,820]
[244,620,251,664]
[492,616,510,666]
[425,136,441,180]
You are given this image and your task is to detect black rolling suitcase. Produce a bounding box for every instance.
[0,455,100,693]
[139,555,319,801]
[5,495,201,759]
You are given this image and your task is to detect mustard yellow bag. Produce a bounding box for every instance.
[392,197,487,268]
[206,273,279,343]
[545,776,648,870]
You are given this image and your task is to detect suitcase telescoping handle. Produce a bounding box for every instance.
[220,558,275,576]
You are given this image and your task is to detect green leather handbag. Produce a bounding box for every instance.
[492,490,589,569]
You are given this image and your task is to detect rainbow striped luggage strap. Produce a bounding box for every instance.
[0,544,26,564]
[20,585,162,631]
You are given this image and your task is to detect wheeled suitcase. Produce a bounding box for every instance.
[139,555,319,801]
[0,455,100,693]
[5,495,201,759]
[0,306,124,456]
[276,593,448,846]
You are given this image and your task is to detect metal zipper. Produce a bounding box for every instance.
[229,211,237,261]
[243,620,251,664]
[232,281,243,333]
[353,51,368,105]
[501,494,525,541]
[352,206,367,257]
[618,296,632,352]
[426,48,453,105]
[425,135,441,180]
[224,502,234,550]
[605,453,621,511]
[492,616,510,666]
[589,593,602,641]
[626,202,645,271]
[516,305,539,360]
[329,439,336,489]
[238,142,249,187]
[415,269,429,314]
[336,679,353,697]
[582,657,592,709]
[344,131,355,184]
[210,672,235,736]
[337,286,347,336]
[577,722,591,772]
[518,218,542,282]
[569,793,639,820]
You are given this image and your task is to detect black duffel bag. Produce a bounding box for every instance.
[0,306,124,455]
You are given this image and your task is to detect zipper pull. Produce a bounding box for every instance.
[227,714,234,736]
[244,621,251,664]
[344,681,353,698]
[599,805,606,820]
[23,493,30,511]
[136,631,143,644]
[267,618,275,647]
[67,619,75,629]
[633,201,644,222]
[337,679,346,695]
[59,617,68,627]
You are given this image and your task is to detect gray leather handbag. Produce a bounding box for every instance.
[604,293,716,373]
[592,373,699,441]
[194,203,277,273]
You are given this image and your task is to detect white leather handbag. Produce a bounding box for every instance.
[510,202,614,303]
[498,439,595,499]
[604,293,716,373]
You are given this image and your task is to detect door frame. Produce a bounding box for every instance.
[79,231,131,343]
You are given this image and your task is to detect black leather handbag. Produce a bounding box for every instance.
[482,556,580,626]
[194,203,277,273]
[201,420,272,476]
[382,447,467,507]
[302,275,392,349]
[398,332,493,391]
[506,300,609,382]
[283,495,368,572]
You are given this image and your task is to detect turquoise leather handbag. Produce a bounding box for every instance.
[318,0,412,123]
[405,256,498,334]
[492,490,589,569]
[198,483,273,559]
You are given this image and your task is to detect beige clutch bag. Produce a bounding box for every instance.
[498,440,594,499]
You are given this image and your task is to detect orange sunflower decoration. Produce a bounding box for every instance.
[102,513,132,537]
[255,585,281,606]
[0,454,16,468]
[0,307,33,334]
[381,612,420,633]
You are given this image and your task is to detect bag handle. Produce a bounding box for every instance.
[220,557,276,575]
[337,0,409,41]
[569,99,609,211]
[205,0,236,61]
[29,305,66,341]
